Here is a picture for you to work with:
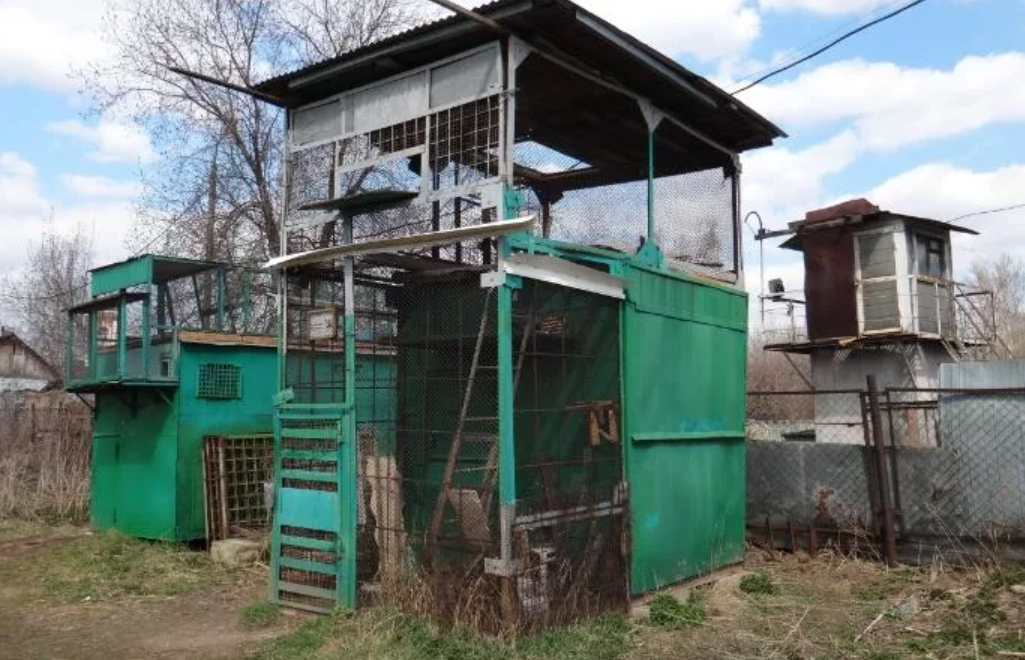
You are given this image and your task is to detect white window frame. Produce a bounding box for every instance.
[853,224,910,335]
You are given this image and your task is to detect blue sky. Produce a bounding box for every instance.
[0,0,1023,304]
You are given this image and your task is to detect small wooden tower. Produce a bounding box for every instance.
[758,199,1007,443]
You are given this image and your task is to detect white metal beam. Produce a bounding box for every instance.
[264,215,535,270]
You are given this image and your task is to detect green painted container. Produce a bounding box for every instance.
[621,263,748,595]
[89,339,277,540]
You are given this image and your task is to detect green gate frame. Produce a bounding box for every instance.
[270,402,356,612]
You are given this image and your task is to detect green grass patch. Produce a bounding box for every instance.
[247,608,632,660]
[240,601,282,630]
[20,531,242,602]
[739,571,778,596]
[647,592,707,630]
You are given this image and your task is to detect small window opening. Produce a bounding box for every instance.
[197,363,242,399]
[916,235,946,279]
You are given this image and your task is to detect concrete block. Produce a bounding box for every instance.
[210,538,263,566]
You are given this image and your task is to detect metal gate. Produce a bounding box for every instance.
[269,403,356,612]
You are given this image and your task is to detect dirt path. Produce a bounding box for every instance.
[0,582,287,660]
[0,529,298,660]
[0,530,85,559]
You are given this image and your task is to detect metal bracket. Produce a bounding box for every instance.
[510,36,533,70]
[637,99,666,133]
[480,270,506,288]
[273,388,295,406]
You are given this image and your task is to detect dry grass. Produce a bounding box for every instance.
[0,392,91,522]
[633,549,1025,660]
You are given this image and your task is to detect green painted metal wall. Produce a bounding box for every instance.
[91,389,180,539]
[176,343,278,539]
[90,341,277,540]
[90,255,153,297]
[621,264,748,595]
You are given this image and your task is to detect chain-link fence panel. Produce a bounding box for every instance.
[747,390,880,553]
[887,388,1025,544]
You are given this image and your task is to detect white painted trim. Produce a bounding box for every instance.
[265,215,535,269]
[288,42,503,152]
[502,253,627,299]
[853,226,903,335]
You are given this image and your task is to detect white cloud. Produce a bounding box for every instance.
[59,174,143,200]
[575,0,761,62]
[0,0,109,91]
[862,162,1025,271]
[47,118,155,165]
[0,152,134,277]
[0,151,48,218]
[739,53,1025,150]
[758,0,902,15]
[742,130,860,225]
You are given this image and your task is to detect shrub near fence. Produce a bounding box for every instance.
[0,392,92,521]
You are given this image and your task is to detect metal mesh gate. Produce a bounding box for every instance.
[270,405,351,612]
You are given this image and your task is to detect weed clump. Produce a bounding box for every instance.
[739,571,778,596]
[648,592,706,629]
[239,601,281,630]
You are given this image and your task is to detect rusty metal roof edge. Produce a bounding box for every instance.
[787,211,979,238]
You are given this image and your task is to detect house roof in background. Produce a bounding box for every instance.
[0,328,59,383]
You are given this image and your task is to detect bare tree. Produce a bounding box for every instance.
[968,253,1025,356]
[1,220,93,370]
[80,0,421,266]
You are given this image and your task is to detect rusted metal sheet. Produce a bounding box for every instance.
[803,231,858,341]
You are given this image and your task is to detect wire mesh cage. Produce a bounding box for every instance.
[202,434,274,541]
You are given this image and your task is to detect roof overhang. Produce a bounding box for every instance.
[254,0,784,154]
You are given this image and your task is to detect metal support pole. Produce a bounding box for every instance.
[216,267,226,330]
[88,311,97,381]
[866,375,898,567]
[117,295,127,380]
[142,286,151,378]
[647,129,655,243]
[341,213,358,609]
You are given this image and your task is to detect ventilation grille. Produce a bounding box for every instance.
[197,363,242,399]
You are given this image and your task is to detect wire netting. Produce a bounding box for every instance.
[747,386,1025,558]
[202,434,274,541]
[510,280,627,629]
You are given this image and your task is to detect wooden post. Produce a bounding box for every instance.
[866,376,898,567]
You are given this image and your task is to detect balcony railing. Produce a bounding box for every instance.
[757,279,1003,356]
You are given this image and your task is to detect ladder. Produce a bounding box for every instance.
[425,290,533,560]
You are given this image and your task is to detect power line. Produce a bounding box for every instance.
[732,0,931,95]
[950,202,1025,223]
[731,0,908,88]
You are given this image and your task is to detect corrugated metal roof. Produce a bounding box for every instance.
[253,0,784,152]
[255,0,514,92]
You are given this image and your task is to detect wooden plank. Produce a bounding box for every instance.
[178,330,276,347]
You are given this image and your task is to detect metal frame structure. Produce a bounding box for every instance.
[256,2,781,629]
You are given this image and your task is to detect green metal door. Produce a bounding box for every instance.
[270,403,356,612]
[622,265,748,595]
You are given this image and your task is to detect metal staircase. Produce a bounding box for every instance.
[943,283,1013,362]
